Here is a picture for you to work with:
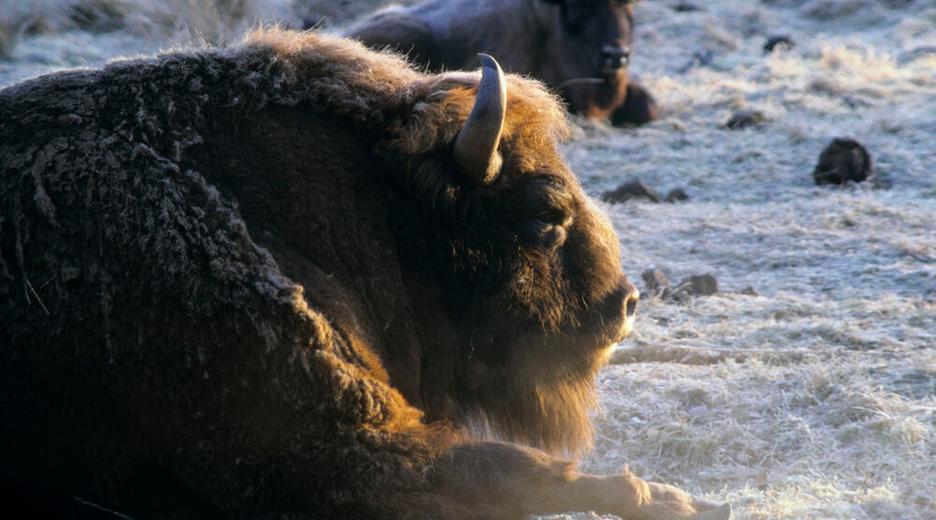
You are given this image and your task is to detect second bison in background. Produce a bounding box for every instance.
[347,0,658,126]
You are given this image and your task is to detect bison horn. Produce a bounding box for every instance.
[454,53,507,186]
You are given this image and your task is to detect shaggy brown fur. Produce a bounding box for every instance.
[0,28,721,519]
[345,0,659,126]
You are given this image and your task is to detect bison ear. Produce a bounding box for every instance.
[453,54,507,186]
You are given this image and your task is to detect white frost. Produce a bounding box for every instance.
[568,1,935,519]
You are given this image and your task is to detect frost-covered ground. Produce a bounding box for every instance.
[571,1,935,519]
[1,1,934,519]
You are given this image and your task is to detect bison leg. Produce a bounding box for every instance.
[610,82,659,126]
[416,442,728,520]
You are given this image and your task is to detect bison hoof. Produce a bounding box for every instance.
[635,480,731,520]
[610,83,658,126]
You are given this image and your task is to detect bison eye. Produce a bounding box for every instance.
[520,219,567,249]
[513,176,573,247]
[520,210,570,249]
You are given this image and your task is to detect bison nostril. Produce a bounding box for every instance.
[600,45,631,69]
[624,291,639,318]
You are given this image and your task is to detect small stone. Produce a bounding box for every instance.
[664,188,690,203]
[601,179,662,204]
[764,35,795,53]
[812,138,872,185]
[641,269,670,297]
[673,2,701,12]
[669,274,719,301]
[685,274,719,296]
[725,110,767,130]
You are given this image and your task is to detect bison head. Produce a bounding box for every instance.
[539,0,637,118]
[383,56,639,455]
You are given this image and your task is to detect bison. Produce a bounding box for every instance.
[0,29,727,519]
[346,0,659,126]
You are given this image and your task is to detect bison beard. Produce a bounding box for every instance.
[0,29,726,519]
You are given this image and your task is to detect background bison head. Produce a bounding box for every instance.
[345,0,655,125]
[541,0,637,119]
[378,54,639,453]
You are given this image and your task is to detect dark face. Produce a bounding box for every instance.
[554,0,635,73]
[542,0,637,117]
[422,138,638,453]
[397,137,638,362]
[387,72,638,452]
[466,153,637,348]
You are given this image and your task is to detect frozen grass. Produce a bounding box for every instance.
[565,1,935,518]
[0,0,295,83]
[0,0,390,70]
[1,0,934,518]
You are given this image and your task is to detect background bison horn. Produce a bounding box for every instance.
[454,53,507,186]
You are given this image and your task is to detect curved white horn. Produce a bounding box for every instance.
[453,54,507,186]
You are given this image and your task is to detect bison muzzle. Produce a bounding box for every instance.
[0,29,726,519]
